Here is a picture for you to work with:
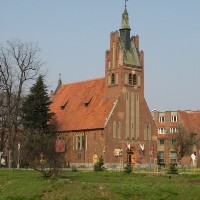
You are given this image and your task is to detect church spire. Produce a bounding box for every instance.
[121,1,131,30]
[119,1,131,50]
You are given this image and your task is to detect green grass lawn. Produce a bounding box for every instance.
[0,169,200,200]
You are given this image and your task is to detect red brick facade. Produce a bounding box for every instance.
[152,110,200,167]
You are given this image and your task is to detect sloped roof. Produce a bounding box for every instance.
[179,110,200,133]
[50,78,117,131]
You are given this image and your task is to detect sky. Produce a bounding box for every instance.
[1,0,200,112]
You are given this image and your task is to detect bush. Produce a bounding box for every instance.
[124,164,133,173]
[168,163,178,174]
[93,156,105,172]
[71,165,78,172]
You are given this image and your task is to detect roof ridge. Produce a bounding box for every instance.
[61,77,105,87]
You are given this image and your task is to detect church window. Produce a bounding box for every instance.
[133,74,137,86]
[118,121,121,138]
[116,73,119,84]
[138,75,141,87]
[125,73,128,85]
[113,120,117,138]
[76,134,85,150]
[108,60,111,69]
[111,73,115,84]
[136,93,139,101]
[77,135,81,150]
[126,92,129,99]
[108,74,111,86]
[129,73,132,85]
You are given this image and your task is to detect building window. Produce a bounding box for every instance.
[159,116,165,123]
[108,60,110,69]
[170,151,177,163]
[158,128,166,134]
[170,138,176,145]
[111,73,115,84]
[76,135,85,150]
[113,120,117,138]
[133,74,137,85]
[138,75,141,87]
[158,151,164,165]
[118,121,121,139]
[107,74,111,86]
[129,73,132,85]
[171,115,178,122]
[170,127,177,133]
[125,73,128,85]
[77,136,81,150]
[158,139,165,145]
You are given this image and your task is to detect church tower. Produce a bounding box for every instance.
[104,4,154,145]
[105,6,144,100]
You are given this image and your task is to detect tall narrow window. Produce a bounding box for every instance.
[77,136,81,150]
[113,120,117,138]
[108,60,110,69]
[108,74,111,86]
[133,74,137,86]
[125,73,128,85]
[129,73,132,85]
[111,73,115,84]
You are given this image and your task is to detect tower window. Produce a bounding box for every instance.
[129,73,132,85]
[133,74,137,86]
[111,73,115,84]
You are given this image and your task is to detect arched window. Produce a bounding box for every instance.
[129,73,132,85]
[133,74,137,86]
[113,120,117,138]
[138,75,141,87]
[125,73,128,85]
[108,74,111,86]
[116,73,118,84]
[111,73,115,84]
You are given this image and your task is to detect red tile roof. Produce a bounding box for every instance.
[179,110,200,133]
[50,78,117,131]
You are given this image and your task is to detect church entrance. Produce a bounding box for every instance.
[127,147,137,166]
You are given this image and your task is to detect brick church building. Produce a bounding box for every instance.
[50,7,157,168]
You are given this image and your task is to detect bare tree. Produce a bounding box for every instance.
[0,39,43,168]
[172,125,199,165]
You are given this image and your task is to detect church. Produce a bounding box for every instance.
[50,6,157,168]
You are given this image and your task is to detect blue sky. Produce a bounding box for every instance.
[1,0,200,111]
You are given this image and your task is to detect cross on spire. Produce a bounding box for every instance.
[125,0,128,9]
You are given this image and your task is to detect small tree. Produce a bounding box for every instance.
[94,156,105,172]
[168,163,178,174]
[172,125,198,165]
[21,75,64,177]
